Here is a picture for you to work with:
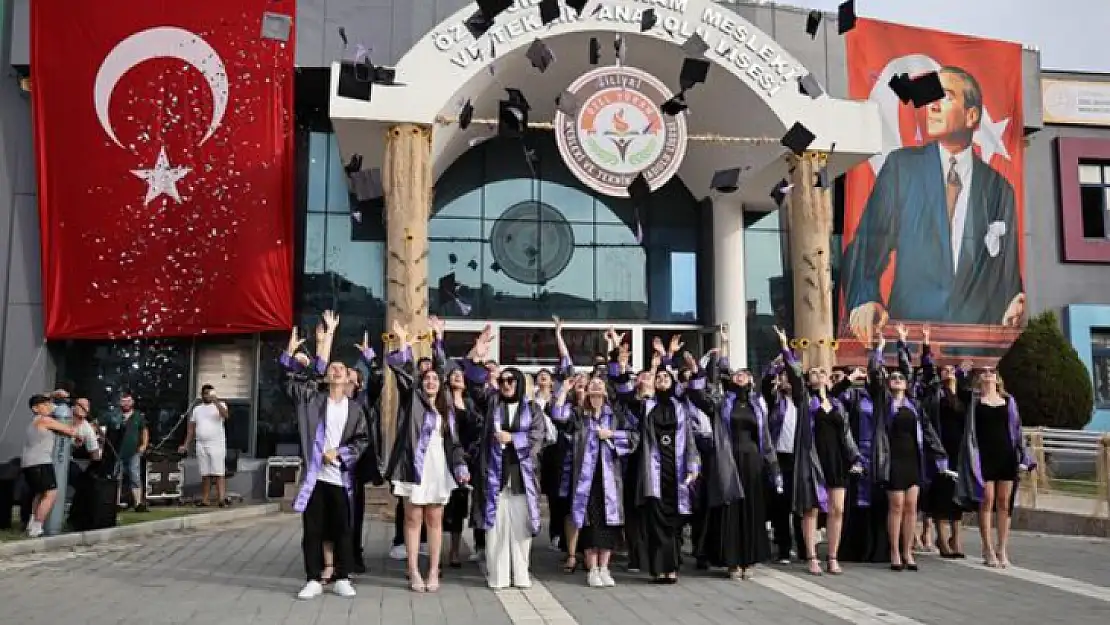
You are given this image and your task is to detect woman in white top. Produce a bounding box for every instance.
[382,321,470,593]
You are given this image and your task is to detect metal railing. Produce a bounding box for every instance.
[1019,427,1110,518]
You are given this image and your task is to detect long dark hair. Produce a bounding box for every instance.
[421,369,454,438]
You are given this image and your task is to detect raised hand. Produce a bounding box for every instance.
[613,329,627,347]
[552,315,563,333]
[392,319,409,346]
[355,331,371,353]
[668,334,684,354]
[429,315,445,338]
[650,351,662,370]
[719,324,729,342]
[772,325,788,348]
[682,351,697,370]
[314,323,327,344]
[875,328,886,352]
[652,336,665,355]
[618,342,631,367]
[922,324,931,344]
[286,327,305,356]
[322,310,340,333]
[896,322,908,343]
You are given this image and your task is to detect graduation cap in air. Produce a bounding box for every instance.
[526,39,555,72]
[805,10,822,39]
[555,90,580,116]
[337,57,396,101]
[781,122,816,156]
[458,100,474,130]
[681,33,709,58]
[711,168,742,194]
[498,88,531,138]
[465,0,513,39]
[661,92,688,116]
[566,0,589,14]
[539,0,560,25]
[902,71,946,108]
[438,273,460,309]
[837,0,857,35]
[627,173,650,243]
[640,8,658,32]
[770,179,794,207]
[798,73,824,98]
[589,37,601,65]
[679,58,710,91]
[349,167,383,203]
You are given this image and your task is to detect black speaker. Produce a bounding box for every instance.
[70,475,119,531]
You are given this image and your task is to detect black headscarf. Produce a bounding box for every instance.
[499,367,527,404]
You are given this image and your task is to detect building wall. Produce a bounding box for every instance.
[0,0,53,463]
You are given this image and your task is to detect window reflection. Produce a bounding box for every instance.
[640,329,703,369]
[744,209,791,373]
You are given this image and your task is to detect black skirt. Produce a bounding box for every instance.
[887,408,921,491]
[815,409,850,489]
[579,452,621,551]
[444,487,470,534]
[702,418,771,569]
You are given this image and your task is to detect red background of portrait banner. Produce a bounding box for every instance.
[32,0,296,339]
[839,18,1025,362]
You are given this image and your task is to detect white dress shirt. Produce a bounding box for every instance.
[939,143,975,273]
[776,399,797,454]
[318,396,349,486]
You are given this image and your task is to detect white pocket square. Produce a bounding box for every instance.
[984,221,1007,258]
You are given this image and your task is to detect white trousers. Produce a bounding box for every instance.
[486,491,532,589]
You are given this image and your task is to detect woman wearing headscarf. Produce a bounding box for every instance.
[687,329,780,580]
[552,375,640,588]
[464,327,548,590]
[955,365,1035,568]
[772,326,864,576]
[919,326,973,558]
[625,350,701,583]
[869,326,953,571]
[383,321,470,593]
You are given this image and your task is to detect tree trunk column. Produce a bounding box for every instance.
[381,122,433,454]
[786,151,835,371]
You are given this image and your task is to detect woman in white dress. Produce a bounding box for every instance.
[383,321,470,592]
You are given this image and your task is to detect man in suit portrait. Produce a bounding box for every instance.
[844,66,1025,342]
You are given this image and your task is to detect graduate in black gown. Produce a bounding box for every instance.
[918,327,972,558]
[870,326,951,571]
[688,334,781,580]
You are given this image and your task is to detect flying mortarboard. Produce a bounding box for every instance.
[640,8,658,32]
[660,92,688,116]
[805,10,822,39]
[526,38,556,72]
[589,37,601,65]
[555,90,580,116]
[459,100,474,130]
[837,0,857,35]
[679,58,710,91]
[710,168,742,194]
[798,73,824,98]
[627,173,651,203]
[681,33,709,58]
[781,122,816,156]
[539,0,561,25]
[889,71,946,107]
[770,179,794,206]
[566,0,589,15]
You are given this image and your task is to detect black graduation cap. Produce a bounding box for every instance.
[459,99,474,130]
[660,92,688,116]
[499,88,530,138]
[438,273,460,309]
[567,0,589,15]
[770,179,794,207]
[627,173,651,203]
[555,90,580,116]
[350,167,383,202]
[505,87,530,109]
[837,0,857,35]
[679,58,710,91]
[589,37,601,65]
[710,168,741,194]
[526,39,555,72]
[805,10,822,39]
[337,57,395,101]
[539,0,560,25]
[889,73,912,103]
[681,33,709,58]
[465,12,494,39]
[909,71,945,107]
[798,73,824,98]
[781,122,816,156]
[478,0,512,20]
[640,8,657,32]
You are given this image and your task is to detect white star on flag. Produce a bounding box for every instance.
[973,108,1011,164]
[131,146,191,205]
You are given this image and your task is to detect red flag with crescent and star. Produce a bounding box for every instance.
[32,0,296,339]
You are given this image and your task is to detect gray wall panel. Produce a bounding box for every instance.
[0,304,50,462]
[7,194,40,306]
[9,0,27,66]
[771,7,829,89]
[296,0,327,67]
[1023,48,1044,130]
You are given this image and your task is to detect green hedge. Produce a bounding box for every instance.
[997,311,1094,429]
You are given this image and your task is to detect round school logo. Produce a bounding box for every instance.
[554,66,687,198]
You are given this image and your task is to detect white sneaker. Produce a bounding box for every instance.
[587,568,604,588]
[332,579,356,598]
[599,567,616,587]
[26,520,43,538]
[389,545,407,560]
[469,548,484,563]
[297,580,323,600]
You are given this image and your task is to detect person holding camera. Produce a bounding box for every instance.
[180,384,230,507]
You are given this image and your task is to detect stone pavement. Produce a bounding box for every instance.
[1,514,1108,625]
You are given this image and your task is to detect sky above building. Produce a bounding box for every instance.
[795,0,1106,72]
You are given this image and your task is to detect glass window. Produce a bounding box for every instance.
[540,222,597,320]
[1092,329,1110,409]
[306,133,330,212]
[255,333,299,458]
[1079,163,1104,185]
[1081,185,1108,239]
[539,180,595,223]
[670,252,698,321]
[745,222,792,373]
[596,224,648,319]
[429,238,483,318]
[504,327,633,367]
[640,329,704,369]
[442,331,483,362]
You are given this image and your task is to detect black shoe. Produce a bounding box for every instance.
[906,563,919,571]
[135,503,148,513]
[890,563,904,571]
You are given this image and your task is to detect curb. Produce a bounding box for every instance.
[966,507,1110,539]
[0,503,281,558]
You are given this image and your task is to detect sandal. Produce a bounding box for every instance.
[409,571,426,593]
[826,558,843,575]
[321,567,335,585]
[806,557,823,576]
[563,555,579,574]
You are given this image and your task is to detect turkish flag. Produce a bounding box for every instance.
[32,0,296,339]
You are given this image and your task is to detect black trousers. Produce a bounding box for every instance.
[352,481,367,563]
[772,452,805,560]
[392,499,427,547]
[547,495,568,543]
[302,482,353,582]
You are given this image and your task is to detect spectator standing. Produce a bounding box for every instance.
[107,391,149,512]
[180,384,229,507]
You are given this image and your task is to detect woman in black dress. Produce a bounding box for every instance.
[688,347,781,581]
[955,367,1034,568]
[918,327,971,558]
[443,368,480,567]
[773,326,863,576]
[869,326,949,572]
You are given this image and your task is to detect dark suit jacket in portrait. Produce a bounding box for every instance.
[844,142,1022,325]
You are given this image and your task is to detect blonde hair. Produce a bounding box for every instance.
[523,373,535,400]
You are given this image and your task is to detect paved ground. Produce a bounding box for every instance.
[1,514,1108,625]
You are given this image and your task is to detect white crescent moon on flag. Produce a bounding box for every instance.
[93,26,228,149]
